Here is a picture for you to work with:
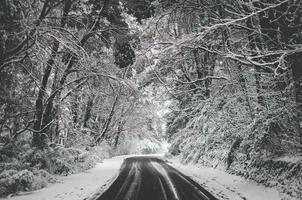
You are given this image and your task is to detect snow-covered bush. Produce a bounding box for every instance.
[167,92,301,166]
[242,103,300,159]
[113,138,161,155]
[35,169,57,183]
[0,168,59,197]
[0,170,34,195]
[0,142,58,196]
[78,154,102,171]
[136,138,161,154]
[64,128,95,148]
[89,144,112,159]
[29,169,58,191]
[22,146,76,175]
[66,147,83,160]
[112,140,133,155]
[0,159,29,173]
[31,177,47,191]
[228,157,302,199]
[49,157,75,175]
[46,146,107,174]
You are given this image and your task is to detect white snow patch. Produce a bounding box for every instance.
[135,138,161,152]
[273,155,302,163]
[168,157,283,200]
[2,156,127,200]
[159,140,170,154]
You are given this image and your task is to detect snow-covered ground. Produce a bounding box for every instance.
[1,156,126,200]
[2,154,285,200]
[168,157,283,200]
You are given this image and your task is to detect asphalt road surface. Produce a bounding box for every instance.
[95,156,218,200]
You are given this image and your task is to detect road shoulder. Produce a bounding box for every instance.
[1,156,126,200]
[167,157,283,200]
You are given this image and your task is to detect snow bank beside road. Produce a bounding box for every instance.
[168,157,283,200]
[2,156,126,200]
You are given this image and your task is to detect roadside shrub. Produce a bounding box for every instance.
[46,146,76,175]
[242,104,301,159]
[67,148,83,161]
[49,157,75,175]
[0,143,19,162]
[64,128,94,148]
[89,143,112,159]
[35,169,57,183]
[31,174,48,191]
[78,154,101,171]
[22,149,49,169]
[0,140,108,196]
[0,159,29,173]
[0,170,34,195]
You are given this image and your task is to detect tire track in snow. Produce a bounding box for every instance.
[151,161,180,200]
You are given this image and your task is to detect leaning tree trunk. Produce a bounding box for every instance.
[96,90,120,144]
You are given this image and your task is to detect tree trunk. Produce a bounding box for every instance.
[254,67,265,106]
[114,119,125,148]
[226,138,242,170]
[32,0,72,148]
[245,14,266,107]
[193,49,213,99]
[41,0,111,138]
[71,95,79,124]
[96,92,120,144]
[83,96,94,128]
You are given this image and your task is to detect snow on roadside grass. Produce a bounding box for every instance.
[2,156,127,200]
[167,157,283,200]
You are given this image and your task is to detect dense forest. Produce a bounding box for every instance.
[1,0,302,198]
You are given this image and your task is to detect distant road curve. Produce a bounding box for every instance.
[95,156,218,200]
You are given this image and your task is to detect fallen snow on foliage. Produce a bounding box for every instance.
[168,157,283,200]
[2,156,127,200]
[273,155,302,163]
[135,138,161,152]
